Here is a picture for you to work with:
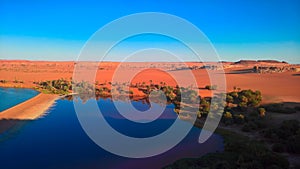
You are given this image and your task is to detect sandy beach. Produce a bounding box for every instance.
[0,93,58,120]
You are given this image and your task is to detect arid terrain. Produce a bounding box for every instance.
[1,60,299,103]
[1,59,300,168]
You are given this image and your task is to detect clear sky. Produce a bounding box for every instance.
[0,0,299,63]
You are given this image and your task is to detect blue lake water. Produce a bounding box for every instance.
[0,87,39,112]
[0,89,224,169]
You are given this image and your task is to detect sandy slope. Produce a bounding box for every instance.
[0,93,58,120]
[0,60,299,103]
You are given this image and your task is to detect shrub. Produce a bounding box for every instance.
[242,124,251,132]
[226,95,234,103]
[272,143,285,153]
[234,114,245,124]
[265,103,297,114]
[242,122,258,132]
[279,107,297,114]
[254,119,267,129]
[239,161,263,169]
[279,120,299,135]
[261,153,289,169]
[262,128,276,139]
[294,106,300,111]
[258,107,266,117]
[262,120,300,154]
[224,112,232,119]
[249,111,259,117]
[223,112,234,125]
[0,79,7,83]
[286,134,300,154]
[205,85,217,90]
[227,89,262,108]
[12,79,23,83]
[212,161,231,169]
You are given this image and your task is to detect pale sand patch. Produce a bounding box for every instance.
[0,93,58,120]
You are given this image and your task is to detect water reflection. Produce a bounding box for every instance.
[0,98,223,169]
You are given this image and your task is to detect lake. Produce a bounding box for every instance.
[0,87,39,112]
[0,88,223,169]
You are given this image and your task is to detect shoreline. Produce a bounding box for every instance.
[1,60,299,103]
[0,93,58,120]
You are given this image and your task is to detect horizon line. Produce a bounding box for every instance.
[1,59,297,64]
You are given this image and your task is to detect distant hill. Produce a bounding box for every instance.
[233,60,288,65]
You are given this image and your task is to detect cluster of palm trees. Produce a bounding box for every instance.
[222,89,266,127]
[36,79,265,126]
[35,79,72,94]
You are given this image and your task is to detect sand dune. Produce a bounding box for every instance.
[0,60,299,103]
[0,93,58,120]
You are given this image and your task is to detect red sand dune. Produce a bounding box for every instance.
[0,60,299,103]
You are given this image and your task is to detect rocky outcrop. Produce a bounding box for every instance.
[253,66,300,73]
[234,60,288,65]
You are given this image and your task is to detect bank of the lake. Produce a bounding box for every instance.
[0,98,224,169]
[0,87,39,112]
[0,93,58,120]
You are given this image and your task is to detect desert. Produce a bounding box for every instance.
[1,59,299,103]
[0,60,300,168]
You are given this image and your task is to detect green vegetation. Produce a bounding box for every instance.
[35,79,71,95]
[36,80,266,127]
[226,89,262,108]
[12,78,24,84]
[263,120,300,154]
[205,85,217,90]
[295,106,300,111]
[264,103,297,114]
[163,129,289,169]
[210,89,268,133]
[164,85,300,168]
[195,88,264,129]
[34,80,298,168]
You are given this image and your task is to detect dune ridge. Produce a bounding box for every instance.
[0,60,299,103]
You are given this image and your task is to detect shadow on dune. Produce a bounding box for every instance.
[0,119,32,142]
[292,73,300,76]
[262,101,300,107]
[261,102,300,115]
[225,68,255,74]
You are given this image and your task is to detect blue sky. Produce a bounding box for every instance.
[0,0,299,63]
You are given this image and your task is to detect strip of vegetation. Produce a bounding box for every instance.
[12,78,24,84]
[164,88,300,169]
[163,128,289,169]
[205,85,217,90]
[264,103,297,114]
[263,120,300,154]
[34,79,72,95]
[35,79,266,127]
[35,79,298,168]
